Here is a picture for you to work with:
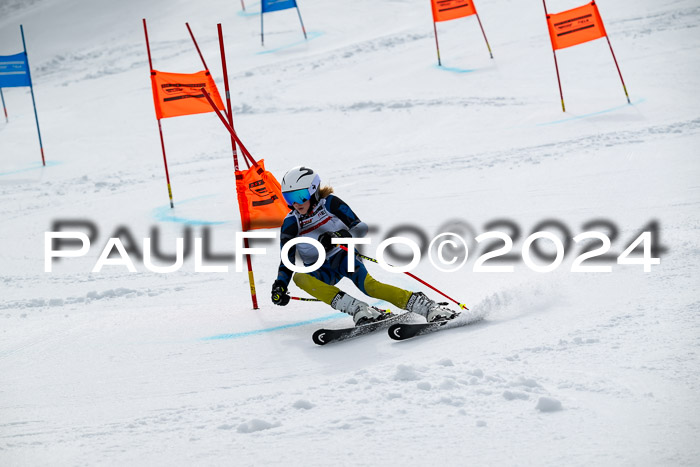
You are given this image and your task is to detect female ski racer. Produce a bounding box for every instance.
[270,166,457,326]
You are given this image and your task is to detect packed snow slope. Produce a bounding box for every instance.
[1,0,699,465]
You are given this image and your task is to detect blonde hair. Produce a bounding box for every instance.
[318,185,334,199]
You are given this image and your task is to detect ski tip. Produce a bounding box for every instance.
[388,323,404,341]
[312,329,329,346]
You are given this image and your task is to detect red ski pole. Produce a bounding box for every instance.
[338,246,468,310]
[291,296,321,302]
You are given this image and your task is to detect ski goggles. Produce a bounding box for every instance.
[282,188,311,207]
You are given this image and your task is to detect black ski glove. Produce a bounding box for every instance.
[271,280,290,306]
[318,229,352,252]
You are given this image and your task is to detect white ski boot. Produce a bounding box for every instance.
[331,292,384,326]
[406,292,457,322]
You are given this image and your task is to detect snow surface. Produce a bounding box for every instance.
[1,0,699,465]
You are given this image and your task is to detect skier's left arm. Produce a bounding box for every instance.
[318,195,369,251]
[325,194,368,238]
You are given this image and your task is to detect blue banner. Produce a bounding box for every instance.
[0,52,31,88]
[261,0,297,13]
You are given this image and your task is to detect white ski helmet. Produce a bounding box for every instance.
[280,166,321,207]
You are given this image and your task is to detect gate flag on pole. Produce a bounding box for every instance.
[261,0,297,13]
[431,0,476,22]
[543,0,630,111]
[237,160,290,232]
[0,52,31,87]
[143,18,229,209]
[150,70,225,120]
[0,26,45,166]
[546,1,607,50]
[429,0,493,66]
[260,0,307,46]
[0,53,31,122]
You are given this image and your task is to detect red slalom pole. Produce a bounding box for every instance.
[200,87,260,310]
[338,246,468,310]
[200,88,258,167]
[143,18,175,208]
[185,23,210,71]
[474,12,493,59]
[543,0,565,112]
[605,35,631,104]
[551,48,565,112]
[217,23,250,170]
[433,21,442,66]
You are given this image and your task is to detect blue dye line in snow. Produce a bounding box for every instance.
[256,31,323,55]
[202,313,342,341]
[152,194,231,226]
[0,160,60,176]
[434,64,476,74]
[537,98,646,126]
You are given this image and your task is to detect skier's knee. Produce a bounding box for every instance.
[293,273,341,305]
[363,274,380,295]
[363,274,412,309]
[293,273,311,289]
[363,274,392,297]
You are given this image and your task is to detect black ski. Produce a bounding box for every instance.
[313,312,415,345]
[388,312,483,341]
